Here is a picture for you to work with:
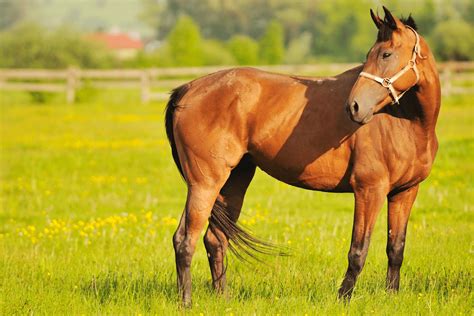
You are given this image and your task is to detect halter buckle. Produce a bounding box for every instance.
[408,60,416,68]
[381,78,392,88]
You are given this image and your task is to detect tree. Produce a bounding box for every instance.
[414,0,438,36]
[430,19,473,61]
[201,40,236,66]
[259,20,285,64]
[166,15,203,66]
[227,35,259,65]
[284,32,312,64]
[140,0,278,40]
[311,0,369,62]
[0,23,115,68]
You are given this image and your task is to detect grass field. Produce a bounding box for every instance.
[1,91,473,315]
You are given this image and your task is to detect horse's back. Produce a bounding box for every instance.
[172,67,306,147]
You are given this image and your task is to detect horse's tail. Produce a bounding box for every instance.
[209,200,288,263]
[165,85,188,179]
[165,85,287,262]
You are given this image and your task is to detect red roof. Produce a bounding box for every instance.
[87,33,143,50]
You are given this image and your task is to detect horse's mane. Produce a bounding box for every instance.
[377,14,418,42]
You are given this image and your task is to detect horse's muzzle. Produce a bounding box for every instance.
[346,100,373,125]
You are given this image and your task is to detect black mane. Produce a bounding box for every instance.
[401,14,418,30]
[377,14,418,42]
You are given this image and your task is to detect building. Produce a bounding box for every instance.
[87,31,144,59]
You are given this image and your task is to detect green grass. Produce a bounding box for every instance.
[1,92,473,315]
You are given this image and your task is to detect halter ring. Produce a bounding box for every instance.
[382,78,392,88]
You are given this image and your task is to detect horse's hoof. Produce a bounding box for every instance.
[182,300,192,309]
[337,289,352,303]
[386,287,400,294]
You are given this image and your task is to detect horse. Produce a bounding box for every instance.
[165,6,440,307]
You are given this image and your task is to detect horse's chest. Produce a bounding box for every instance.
[383,135,434,188]
[351,125,435,190]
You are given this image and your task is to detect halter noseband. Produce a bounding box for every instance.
[359,26,424,104]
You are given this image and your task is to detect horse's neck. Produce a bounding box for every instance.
[413,53,441,135]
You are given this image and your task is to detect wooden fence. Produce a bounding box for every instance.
[0,62,472,103]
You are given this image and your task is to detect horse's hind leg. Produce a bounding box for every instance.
[172,157,233,307]
[174,185,223,307]
[203,156,256,293]
[386,185,418,291]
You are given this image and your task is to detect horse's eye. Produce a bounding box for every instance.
[382,52,392,59]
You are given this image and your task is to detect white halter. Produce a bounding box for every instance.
[359,26,424,104]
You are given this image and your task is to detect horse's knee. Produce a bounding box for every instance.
[173,228,183,250]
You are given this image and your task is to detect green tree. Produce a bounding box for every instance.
[414,0,438,36]
[311,0,369,62]
[284,32,312,64]
[166,15,203,66]
[140,0,278,40]
[259,20,285,64]
[201,40,236,65]
[430,19,473,61]
[0,23,115,68]
[227,35,259,65]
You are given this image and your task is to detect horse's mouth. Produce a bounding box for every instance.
[348,111,374,125]
[361,113,374,124]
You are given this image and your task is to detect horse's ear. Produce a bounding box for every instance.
[382,6,397,30]
[370,9,383,29]
[405,14,418,30]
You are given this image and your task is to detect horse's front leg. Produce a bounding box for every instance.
[386,185,418,291]
[338,183,388,300]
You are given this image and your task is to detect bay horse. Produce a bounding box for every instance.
[165,7,440,307]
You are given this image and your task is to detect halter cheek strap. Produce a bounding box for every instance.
[359,26,424,104]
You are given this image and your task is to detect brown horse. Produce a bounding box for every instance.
[165,7,440,307]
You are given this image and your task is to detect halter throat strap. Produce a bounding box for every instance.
[359,26,423,104]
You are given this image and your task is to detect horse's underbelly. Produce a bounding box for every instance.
[249,146,353,192]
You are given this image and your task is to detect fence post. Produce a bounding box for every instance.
[66,67,77,104]
[141,70,151,104]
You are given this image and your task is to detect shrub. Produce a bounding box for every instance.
[0,22,115,68]
[284,32,312,64]
[259,20,285,65]
[202,40,236,66]
[166,15,203,66]
[227,35,259,65]
[430,19,474,61]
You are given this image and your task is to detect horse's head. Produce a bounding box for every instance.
[347,7,425,124]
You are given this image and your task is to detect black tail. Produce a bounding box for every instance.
[209,200,288,263]
[165,86,287,263]
[165,85,188,179]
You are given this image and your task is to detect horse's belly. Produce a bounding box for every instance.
[250,146,353,192]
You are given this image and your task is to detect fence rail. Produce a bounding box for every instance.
[0,63,472,103]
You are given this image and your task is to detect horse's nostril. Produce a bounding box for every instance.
[353,101,359,113]
[345,103,351,113]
